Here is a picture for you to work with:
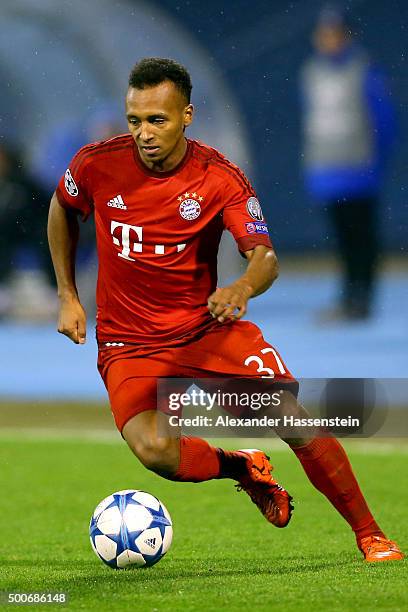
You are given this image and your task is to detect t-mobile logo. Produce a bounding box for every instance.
[110,221,186,259]
[111,221,143,260]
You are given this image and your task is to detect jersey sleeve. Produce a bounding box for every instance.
[55,146,94,221]
[222,170,272,252]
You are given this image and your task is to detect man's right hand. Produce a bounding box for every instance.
[57,296,87,344]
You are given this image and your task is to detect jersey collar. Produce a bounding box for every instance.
[132,138,193,178]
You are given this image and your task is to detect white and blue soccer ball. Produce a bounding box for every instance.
[89,489,173,569]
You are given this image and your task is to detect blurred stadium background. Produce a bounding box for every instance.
[0,0,406,412]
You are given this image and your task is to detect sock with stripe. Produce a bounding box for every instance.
[290,436,384,544]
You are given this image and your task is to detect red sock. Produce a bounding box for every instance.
[173,437,247,483]
[173,436,221,482]
[291,437,384,543]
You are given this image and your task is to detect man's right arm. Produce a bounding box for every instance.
[47,192,87,344]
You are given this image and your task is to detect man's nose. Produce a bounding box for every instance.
[139,122,153,141]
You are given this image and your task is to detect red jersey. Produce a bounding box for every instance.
[56,135,272,346]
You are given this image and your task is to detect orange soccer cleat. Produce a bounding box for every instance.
[359,535,404,562]
[235,449,293,528]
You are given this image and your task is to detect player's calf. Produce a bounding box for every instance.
[122,411,180,477]
[122,411,223,482]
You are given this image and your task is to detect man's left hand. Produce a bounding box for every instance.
[207,280,253,323]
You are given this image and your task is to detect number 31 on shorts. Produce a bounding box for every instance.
[244,347,287,378]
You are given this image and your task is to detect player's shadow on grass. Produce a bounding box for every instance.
[1,556,355,578]
[1,559,98,569]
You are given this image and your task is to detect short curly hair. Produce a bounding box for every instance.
[128,58,192,103]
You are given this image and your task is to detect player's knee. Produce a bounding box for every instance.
[130,434,179,476]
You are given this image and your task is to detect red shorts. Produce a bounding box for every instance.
[97,320,297,432]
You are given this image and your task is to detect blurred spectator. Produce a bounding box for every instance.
[31,105,126,315]
[300,5,396,320]
[0,142,56,319]
[33,104,126,192]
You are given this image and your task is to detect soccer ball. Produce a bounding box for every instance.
[89,489,173,569]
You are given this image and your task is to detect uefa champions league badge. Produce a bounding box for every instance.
[177,192,204,221]
[246,196,264,221]
[64,169,79,197]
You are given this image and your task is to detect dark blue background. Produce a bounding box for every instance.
[156,0,408,253]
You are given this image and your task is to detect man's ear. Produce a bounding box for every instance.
[183,104,194,128]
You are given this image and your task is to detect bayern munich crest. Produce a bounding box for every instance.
[177,192,204,221]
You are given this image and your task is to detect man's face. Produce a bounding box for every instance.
[126,81,193,171]
[313,25,349,55]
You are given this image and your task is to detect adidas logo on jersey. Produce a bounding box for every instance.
[107,195,127,210]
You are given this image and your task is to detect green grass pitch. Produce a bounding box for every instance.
[0,431,407,611]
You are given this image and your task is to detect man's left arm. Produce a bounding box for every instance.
[365,64,397,159]
[207,245,278,323]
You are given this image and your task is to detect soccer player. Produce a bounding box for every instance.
[48,58,402,562]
